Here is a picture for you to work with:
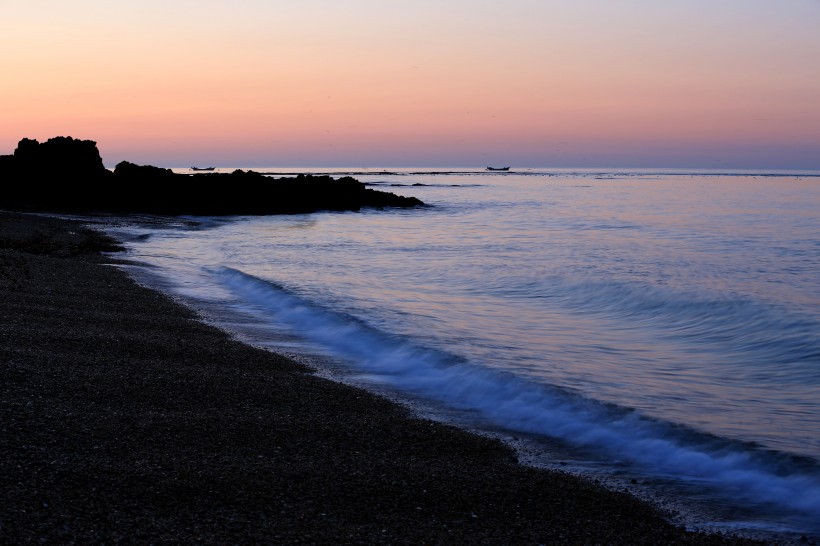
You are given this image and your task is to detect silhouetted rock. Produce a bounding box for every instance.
[114,161,175,179]
[12,136,108,177]
[0,137,424,215]
[1,137,113,212]
[0,155,14,172]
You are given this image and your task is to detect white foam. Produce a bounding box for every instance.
[218,266,820,518]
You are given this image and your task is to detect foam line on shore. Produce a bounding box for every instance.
[217,266,820,521]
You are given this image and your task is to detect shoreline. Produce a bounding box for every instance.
[0,210,764,544]
[118,242,809,544]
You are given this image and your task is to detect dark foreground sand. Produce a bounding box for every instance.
[0,211,761,544]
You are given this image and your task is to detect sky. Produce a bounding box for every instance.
[2,0,819,168]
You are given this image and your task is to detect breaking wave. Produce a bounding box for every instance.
[217,266,820,521]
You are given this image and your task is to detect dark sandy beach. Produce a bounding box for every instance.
[0,211,762,544]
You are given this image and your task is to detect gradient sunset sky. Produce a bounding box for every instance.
[2,0,819,168]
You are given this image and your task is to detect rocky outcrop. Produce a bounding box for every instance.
[0,137,424,215]
[104,167,423,215]
[1,137,113,212]
[113,161,176,179]
[11,136,109,177]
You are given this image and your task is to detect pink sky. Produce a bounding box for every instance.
[2,1,819,168]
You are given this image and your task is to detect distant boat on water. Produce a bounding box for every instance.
[486,166,510,171]
[190,166,215,171]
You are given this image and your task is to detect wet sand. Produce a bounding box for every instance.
[0,211,760,544]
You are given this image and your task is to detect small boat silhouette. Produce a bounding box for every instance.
[190,166,215,171]
[486,166,510,171]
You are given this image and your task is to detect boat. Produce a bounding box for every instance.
[190,166,215,171]
[486,166,510,171]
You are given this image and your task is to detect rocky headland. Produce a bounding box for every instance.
[0,137,423,215]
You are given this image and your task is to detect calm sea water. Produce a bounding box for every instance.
[109,168,820,538]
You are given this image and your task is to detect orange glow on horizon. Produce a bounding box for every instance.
[2,1,819,168]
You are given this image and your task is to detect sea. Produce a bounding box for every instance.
[104,167,820,541]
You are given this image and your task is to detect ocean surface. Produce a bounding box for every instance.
[108,168,820,539]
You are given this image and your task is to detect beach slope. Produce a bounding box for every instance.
[0,211,758,544]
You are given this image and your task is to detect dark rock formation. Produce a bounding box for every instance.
[12,136,108,177]
[1,137,113,212]
[0,137,424,215]
[0,154,15,171]
[113,160,176,179]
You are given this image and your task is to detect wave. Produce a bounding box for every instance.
[499,275,820,372]
[216,267,820,521]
